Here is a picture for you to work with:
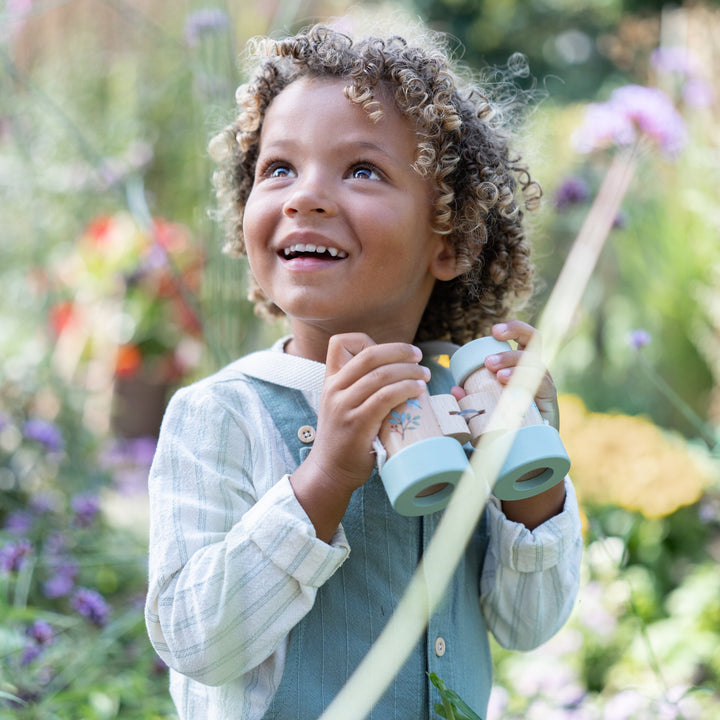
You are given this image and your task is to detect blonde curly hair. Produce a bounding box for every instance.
[209,24,541,345]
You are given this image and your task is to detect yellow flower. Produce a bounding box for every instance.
[559,394,714,518]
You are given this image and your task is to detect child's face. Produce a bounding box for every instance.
[242,77,458,350]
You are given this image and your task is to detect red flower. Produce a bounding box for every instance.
[85,216,114,246]
[49,301,78,336]
[115,344,143,378]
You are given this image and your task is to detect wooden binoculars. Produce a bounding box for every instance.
[377,337,571,516]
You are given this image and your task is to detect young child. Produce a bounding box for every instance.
[145,24,582,720]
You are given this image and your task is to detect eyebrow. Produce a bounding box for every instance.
[259,137,400,161]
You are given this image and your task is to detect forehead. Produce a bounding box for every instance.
[260,76,417,146]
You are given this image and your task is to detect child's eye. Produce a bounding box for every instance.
[269,163,295,178]
[258,160,295,179]
[350,164,381,181]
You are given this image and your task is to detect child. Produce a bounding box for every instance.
[145,24,582,720]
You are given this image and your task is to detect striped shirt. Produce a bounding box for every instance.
[145,339,583,719]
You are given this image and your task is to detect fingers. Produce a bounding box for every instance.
[485,321,559,429]
[485,322,545,380]
[324,337,430,427]
[491,320,540,352]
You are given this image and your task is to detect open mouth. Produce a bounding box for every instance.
[281,243,348,260]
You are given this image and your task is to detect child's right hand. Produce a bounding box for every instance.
[289,333,430,541]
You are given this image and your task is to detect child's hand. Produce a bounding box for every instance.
[483,320,560,430]
[291,333,429,541]
[311,333,431,490]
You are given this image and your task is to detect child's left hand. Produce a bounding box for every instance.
[485,320,559,430]
[451,320,559,430]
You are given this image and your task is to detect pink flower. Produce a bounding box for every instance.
[572,85,687,158]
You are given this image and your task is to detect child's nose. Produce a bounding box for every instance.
[282,175,338,217]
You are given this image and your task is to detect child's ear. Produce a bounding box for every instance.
[430,236,462,282]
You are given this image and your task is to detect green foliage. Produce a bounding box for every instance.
[429,673,484,720]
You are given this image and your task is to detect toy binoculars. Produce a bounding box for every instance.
[377,337,571,516]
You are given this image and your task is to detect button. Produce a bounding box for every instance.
[434,637,446,657]
[297,425,316,443]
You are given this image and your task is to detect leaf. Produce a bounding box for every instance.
[0,690,27,705]
[428,673,484,720]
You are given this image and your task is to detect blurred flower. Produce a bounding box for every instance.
[71,493,101,528]
[71,587,112,627]
[27,619,54,645]
[51,212,204,385]
[4,510,33,535]
[22,418,64,452]
[0,538,33,573]
[115,343,143,378]
[682,77,715,108]
[559,394,713,517]
[21,619,55,664]
[43,561,79,599]
[628,329,652,350]
[572,85,687,157]
[650,46,715,109]
[650,47,699,77]
[4,0,33,38]
[555,175,590,210]
[184,8,230,47]
[612,210,627,229]
[100,435,156,494]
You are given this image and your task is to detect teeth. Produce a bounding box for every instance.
[283,244,347,258]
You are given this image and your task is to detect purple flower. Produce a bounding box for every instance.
[4,510,33,535]
[683,77,715,108]
[0,539,33,573]
[43,561,78,599]
[22,418,64,452]
[21,644,44,666]
[554,175,590,210]
[100,436,156,494]
[71,493,101,528]
[71,587,112,627]
[21,620,54,666]
[612,210,627,230]
[27,620,54,645]
[650,46,699,77]
[29,491,60,514]
[572,84,687,158]
[184,8,230,47]
[628,329,652,350]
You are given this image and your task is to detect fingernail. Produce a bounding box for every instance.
[422,366,432,380]
[412,345,423,360]
[494,323,508,335]
[485,354,499,367]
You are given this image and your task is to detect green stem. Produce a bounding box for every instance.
[637,353,718,453]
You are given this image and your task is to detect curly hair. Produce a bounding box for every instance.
[209,24,541,345]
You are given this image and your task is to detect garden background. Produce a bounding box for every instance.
[1,1,718,718]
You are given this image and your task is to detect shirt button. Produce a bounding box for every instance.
[434,637,446,657]
[297,425,316,444]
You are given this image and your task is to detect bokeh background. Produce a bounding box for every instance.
[1,1,718,718]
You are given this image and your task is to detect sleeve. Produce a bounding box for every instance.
[144,384,350,686]
[479,477,583,650]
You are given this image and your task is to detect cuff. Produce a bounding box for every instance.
[239,475,350,587]
[487,477,582,573]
